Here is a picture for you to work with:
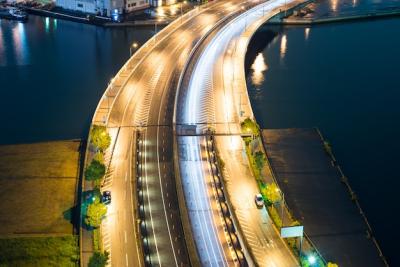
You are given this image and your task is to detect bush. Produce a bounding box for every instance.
[240,118,260,137]
[267,206,282,228]
[93,152,105,164]
[93,228,101,252]
[90,125,111,151]
[85,200,107,228]
[85,160,106,181]
[88,251,109,267]
[261,182,282,204]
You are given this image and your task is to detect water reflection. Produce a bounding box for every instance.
[305,28,310,40]
[331,0,339,12]
[251,52,268,86]
[0,25,5,66]
[280,34,287,59]
[12,22,29,65]
[45,17,50,33]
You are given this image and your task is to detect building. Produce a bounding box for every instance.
[125,0,149,13]
[56,0,149,18]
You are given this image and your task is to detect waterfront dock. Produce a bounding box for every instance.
[268,5,400,25]
[261,128,388,267]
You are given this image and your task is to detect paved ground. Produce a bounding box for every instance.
[262,128,386,267]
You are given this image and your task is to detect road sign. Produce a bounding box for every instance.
[280,225,304,238]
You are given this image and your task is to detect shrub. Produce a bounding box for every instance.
[240,118,260,137]
[85,200,107,228]
[88,251,109,267]
[85,160,106,181]
[90,125,111,151]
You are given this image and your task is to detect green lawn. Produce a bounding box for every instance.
[0,235,79,267]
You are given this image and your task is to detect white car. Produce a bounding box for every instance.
[255,193,264,208]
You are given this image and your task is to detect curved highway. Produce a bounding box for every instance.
[175,0,303,266]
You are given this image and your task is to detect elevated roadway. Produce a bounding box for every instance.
[175,0,305,266]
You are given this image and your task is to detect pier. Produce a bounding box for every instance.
[261,128,388,267]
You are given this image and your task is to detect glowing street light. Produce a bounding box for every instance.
[308,255,316,265]
[130,42,139,56]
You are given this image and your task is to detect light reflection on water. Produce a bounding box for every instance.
[305,27,310,40]
[251,52,268,86]
[0,25,5,66]
[331,0,339,12]
[1,20,30,66]
[280,34,287,59]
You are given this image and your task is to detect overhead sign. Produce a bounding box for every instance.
[280,226,304,238]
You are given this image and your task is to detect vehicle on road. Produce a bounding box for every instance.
[255,193,264,208]
[102,191,111,205]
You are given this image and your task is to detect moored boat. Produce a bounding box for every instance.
[0,7,28,22]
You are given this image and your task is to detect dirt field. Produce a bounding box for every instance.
[0,140,81,236]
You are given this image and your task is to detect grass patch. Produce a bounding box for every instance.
[0,140,80,235]
[0,235,79,267]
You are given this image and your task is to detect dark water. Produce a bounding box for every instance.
[0,15,153,144]
[246,17,400,267]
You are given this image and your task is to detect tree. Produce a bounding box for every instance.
[254,151,266,173]
[326,263,339,267]
[85,160,106,181]
[88,251,110,267]
[90,125,111,151]
[93,151,105,164]
[261,183,282,204]
[85,200,107,228]
[240,118,260,137]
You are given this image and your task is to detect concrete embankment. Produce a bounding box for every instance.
[268,10,400,25]
[24,7,171,27]
[261,128,388,267]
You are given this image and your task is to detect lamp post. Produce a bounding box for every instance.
[276,188,285,227]
[130,42,139,57]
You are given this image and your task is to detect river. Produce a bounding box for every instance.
[245,4,400,266]
[0,15,154,144]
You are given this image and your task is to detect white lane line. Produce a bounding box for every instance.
[125,253,129,267]
[203,137,230,266]
[125,230,128,244]
[143,129,162,265]
[188,137,217,265]
[125,172,128,182]
[156,60,179,266]
[128,136,143,267]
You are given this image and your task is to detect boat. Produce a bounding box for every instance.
[0,7,28,22]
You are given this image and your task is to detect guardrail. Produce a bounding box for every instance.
[92,3,211,126]
[315,128,389,267]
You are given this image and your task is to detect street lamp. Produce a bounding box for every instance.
[276,188,285,227]
[130,42,139,57]
[308,255,316,265]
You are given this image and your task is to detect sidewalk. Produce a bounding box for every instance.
[216,135,298,267]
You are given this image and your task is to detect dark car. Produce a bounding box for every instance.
[102,191,111,205]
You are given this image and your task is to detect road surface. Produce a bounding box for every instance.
[94,0,280,266]
[175,0,301,266]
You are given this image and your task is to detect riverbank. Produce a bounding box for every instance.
[267,0,400,25]
[268,7,400,25]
